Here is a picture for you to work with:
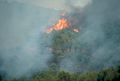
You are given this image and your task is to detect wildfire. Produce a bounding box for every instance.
[50,48,53,51]
[46,28,53,34]
[82,49,85,52]
[54,18,73,30]
[45,11,74,34]
[74,29,78,32]
[67,49,71,51]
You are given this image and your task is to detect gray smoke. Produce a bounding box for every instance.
[0,1,62,78]
[60,0,120,73]
[82,0,120,70]
[1,0,120,78]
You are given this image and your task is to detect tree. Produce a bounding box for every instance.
[49,63,59,75]
[0,75,2,81]
[3,78,8,81]
[43,71,54,81]
[71,73,78,81]
[12,78,19,81]
[21,77,27,81]
[57,70,71,81]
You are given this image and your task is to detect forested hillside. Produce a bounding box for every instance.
[0,0,120,80]
[1,65,120,81]
[39,16,120,75]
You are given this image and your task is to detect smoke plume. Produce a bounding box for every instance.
[60,0,120,73]
[0,1,62,78]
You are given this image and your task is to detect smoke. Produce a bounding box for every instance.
[81,0,120,70]
[0,1,62,78]
[1,0,120,78]
[6,0,92,12]
[60,0,120,73]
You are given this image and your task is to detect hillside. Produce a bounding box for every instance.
[0,0,120,80]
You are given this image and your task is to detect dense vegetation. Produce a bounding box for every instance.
[0,0,120,80]
[39,18,120,75]
[0,65,120,81]
[1,17,120,81]
[1,14,120,81]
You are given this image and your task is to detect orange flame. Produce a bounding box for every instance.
[82,49,85,52]
[74,29,78,32]
[45,11,74,34]
[46,18,74,34]
[61,11,65,16]
[50,48,52,51]
[54,18,73,30]
[46,28,53,34]
[67,49,71,51]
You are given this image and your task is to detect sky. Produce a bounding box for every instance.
[6,0,92,12]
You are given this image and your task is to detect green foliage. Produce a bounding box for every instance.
[77,71,98,81]
[117,65,120,73]
[50,28,93,74]
[57,70,71,81]
[3,65,120,81]
[43,71,54,81]
[3,78,8,81]
[71,73,79,81]
[11,78,19,81]
[0,75,2,81]
[49,63,59,75]
[29,17,120,81]
[32,73,38,79]
[21,77,27,81]
[97,67,120,81]
[30,71,54,81]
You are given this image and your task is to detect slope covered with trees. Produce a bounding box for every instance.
[1,65,120,81]
[0,0,120,80]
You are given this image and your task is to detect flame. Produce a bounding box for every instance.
[54,18,73,30]
[50,48,53,51]
[45,11,74,34]
[61,11,65,16]
[46,28,53,34]
[74,29,78,32]
[82,49,85,52]
[67,49,71,51]
[46,18,74,34]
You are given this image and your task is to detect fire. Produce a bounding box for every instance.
[50,48,53,51]
[61,11,65,16]
[54,18,73,30]
[46,18,74,34]
[46,28,53,34]
[67,49,71,51]
[82,49,85,52]
[74,29,78,32]
[45,11,74,34]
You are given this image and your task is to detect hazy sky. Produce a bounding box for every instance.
[7,0,92,12]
